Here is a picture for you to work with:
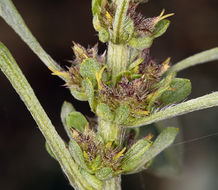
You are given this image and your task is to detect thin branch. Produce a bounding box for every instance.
[127,92,218,128]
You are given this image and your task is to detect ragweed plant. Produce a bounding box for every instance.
[0,0,218,189]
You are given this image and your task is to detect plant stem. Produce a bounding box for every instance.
[107,42,130,84]
[103,176,122,190]
[98,119,125,145]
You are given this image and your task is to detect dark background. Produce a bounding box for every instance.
[0,0,218,190]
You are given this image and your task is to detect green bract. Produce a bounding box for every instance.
[66,111,88,132]
[80,58,101,86]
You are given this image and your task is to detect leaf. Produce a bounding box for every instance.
[124,127,178,174]
[92,0,103,16]
[126,92,218,128]
[114,105,130,124]
[80,58,101,86]
[120,17,134,42]
[96,103,114,121]
[80,169,103,190]
[112,0,131,43]
[45,142,56,160]
[61,101,75,138]
[146,73,173,111]
[159,78,191,105]
[167,47,218,74]
[152,19,170,38]
[70,87,88,101]
[69,140,92,173]
[82,78,96,111]
[66,111,88,133]
[128,36,153,50]
[128,58,144,70]
[99,28,110,43]
[148,120,183,177]
[121,139,151,174]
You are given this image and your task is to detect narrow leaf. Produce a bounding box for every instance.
[167,47,218,74]
[61,101,75,138]
[66,111,88,132]
[159,78,191,105]
[125,127,178,174]
[126,92,218,128]
[112,0,130,43]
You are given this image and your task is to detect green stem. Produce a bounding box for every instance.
[107,42,130,84]
[0,42,95,190]
[103,176,122,190]
[98,119,124,145]
[0,0,63,74]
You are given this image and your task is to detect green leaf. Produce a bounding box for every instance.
[124,127,178,174]
[96,103,114,121]
[126,92,218,128]
[147,74,173,111]
[70,87,88,101]
[80,58,101,86]
[61,101,75,138]
[95,167,114,180]
[152,19,170,38]
[45,142,56,159]
[128,36,153,50]
[114,105,130,125]
[148,120,183,177]
[69,140,92,173]
[82,78,96,111]
[92,15,103,32]
[80,169,103,190]
[128,58,144,70]
[167,47,218,74]
[159,78,191,105]
[99,28,110,43]
[112,0,131,43]
[120,17,135,43]
[92,0,103,16]
[66,111,88,132]
[121,139,151,174]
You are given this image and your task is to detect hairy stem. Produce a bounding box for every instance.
[103,176,122,190]
[98,119,125,145]
[107,42,130,84]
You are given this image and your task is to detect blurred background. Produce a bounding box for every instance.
[0,0,218,189]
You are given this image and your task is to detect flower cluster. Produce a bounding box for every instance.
[49,0,185,182]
